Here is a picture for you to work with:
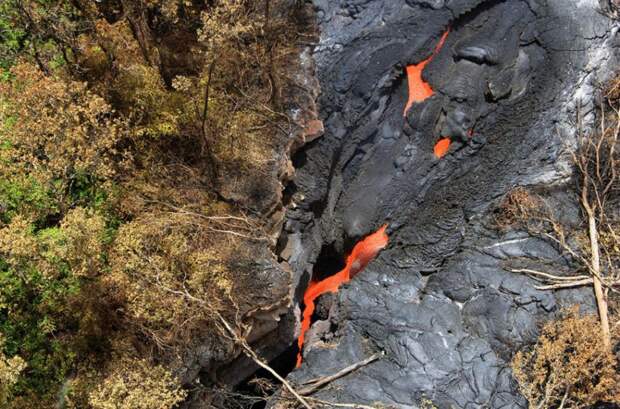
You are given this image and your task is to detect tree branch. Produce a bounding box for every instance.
[298,352,383,395]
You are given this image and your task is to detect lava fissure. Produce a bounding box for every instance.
[296,225,389,367]
[403,29,457,158]
[403,29,450,116]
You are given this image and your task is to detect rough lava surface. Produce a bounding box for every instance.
[276,0,620,408]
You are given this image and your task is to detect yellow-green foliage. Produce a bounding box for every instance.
[512,307,620,408]
[0,0,308,405]
[0,62,119,406]
[88,358,186,409]
[419,398,438,409]
[109,211,236,346]
[0,63,123,224]
[0,208,105,280]
[0,63,122,183]
[0,334,26,406]
[198,0,257,52]
[58,207,106,278]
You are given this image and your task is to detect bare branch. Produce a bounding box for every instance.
[535,278,593,290]
[298,352,383,396]
[510,268,590,282]
[213,311,314,409]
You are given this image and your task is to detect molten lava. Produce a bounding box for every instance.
[433,129,474,158]
[296,225,389,367]
[403,30,452,158]
[434,137,451,158]
[403,30,449,116]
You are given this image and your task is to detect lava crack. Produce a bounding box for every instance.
[297,225,389,367]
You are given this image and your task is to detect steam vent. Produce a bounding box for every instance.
[275,0,620,408]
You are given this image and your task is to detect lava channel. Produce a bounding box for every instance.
[403,30,452,158]
[296,225,389,367]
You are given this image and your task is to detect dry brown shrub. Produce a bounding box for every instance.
[606,75,620,102]
[512,307,620,409]
[108,213,231,343]
[494,187,544,229]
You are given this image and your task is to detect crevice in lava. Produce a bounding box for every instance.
[234,344,300,409]
[296,225,389,367]
[313,243,347,281]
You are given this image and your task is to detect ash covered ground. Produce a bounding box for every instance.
[275,0,620,407]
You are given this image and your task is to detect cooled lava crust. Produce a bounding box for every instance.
[279,0,617,407]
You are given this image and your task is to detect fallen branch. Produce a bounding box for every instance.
[535,278,593,290]
[306,397,385,409]
[299,352,383,395]
[147,277,313,409]
[214,311,314,409]
[510,268,590,282]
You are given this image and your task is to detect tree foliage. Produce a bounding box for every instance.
[87,358,187,409]
[0,0,309,406]
[0,335,26,406]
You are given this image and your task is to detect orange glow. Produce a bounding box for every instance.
[403,30,449,115]
[433,129,473,158]
[296,225,389,367]
[434,138,451,158]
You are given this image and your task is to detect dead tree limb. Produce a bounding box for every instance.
[201,59,219,182]
[305,397,384,409]
[510,268,591,282]
[535,278,594,291]
[213,311,314,409]
[298,352,383,395]
[584,196,611,348]
[149,278,313,409]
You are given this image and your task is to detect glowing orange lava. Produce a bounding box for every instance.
[296,225,389,367]
[403,30,449,116]
[434,137,451,158]
[433,129,474,158]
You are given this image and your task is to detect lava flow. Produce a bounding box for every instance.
[403,30,452,158]
[296,225,389,367]
[403,30,449,115]
[433,137,451,158]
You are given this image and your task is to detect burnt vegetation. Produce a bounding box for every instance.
[497,79,620,408]
[0,0,314,407]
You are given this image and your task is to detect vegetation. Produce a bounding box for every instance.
[512,307,620,408]
[87,358,187,409]
[501,78,620,408]
[0,0,311,407]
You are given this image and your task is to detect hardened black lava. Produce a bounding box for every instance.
[274,0,617,407]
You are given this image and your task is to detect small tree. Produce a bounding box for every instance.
[571,95,620,347]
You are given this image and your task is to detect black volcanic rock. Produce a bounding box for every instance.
[276,0,618,407]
